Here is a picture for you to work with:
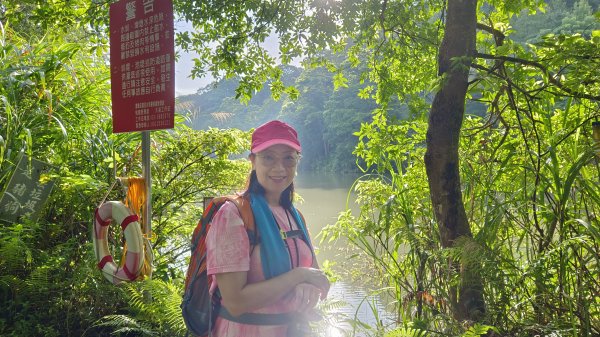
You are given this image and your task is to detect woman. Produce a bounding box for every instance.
[205,120,330,337]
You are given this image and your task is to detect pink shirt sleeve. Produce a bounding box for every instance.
[206,201,251,276]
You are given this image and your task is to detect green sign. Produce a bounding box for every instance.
[0,156,55,223]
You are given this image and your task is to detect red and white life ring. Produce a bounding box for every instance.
[93,201,144,285]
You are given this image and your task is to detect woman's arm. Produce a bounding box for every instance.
[217,267,329,317]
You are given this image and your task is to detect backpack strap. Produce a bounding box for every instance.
[218,306,295,326]
[217,195,258,245]
[290,207,317,267]
[225,195,255,232]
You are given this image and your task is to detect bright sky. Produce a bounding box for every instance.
[173,20,211,96]
[174,20,283,97]
[174,48,211,97]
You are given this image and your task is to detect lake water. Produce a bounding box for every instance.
[295,172,394,337]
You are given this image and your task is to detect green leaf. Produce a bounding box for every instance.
[332,72,348,90]
[574,219,600,243]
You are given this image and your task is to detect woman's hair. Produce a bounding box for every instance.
[243,170,295,209]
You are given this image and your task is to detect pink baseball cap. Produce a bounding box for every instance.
[251,120,301,153]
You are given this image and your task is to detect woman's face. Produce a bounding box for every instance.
[250,144,299,204]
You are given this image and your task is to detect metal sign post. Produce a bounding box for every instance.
[142,130,152,279]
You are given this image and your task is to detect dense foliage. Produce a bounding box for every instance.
[0,0,599,337]
[0,5,250,336]
[321,1,600,336]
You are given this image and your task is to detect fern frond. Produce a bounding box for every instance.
[319,298,347,312]
[0,234,32,273]
[0,274,24,292]
[385,327,429,337]
[121,278,187,335]
[92,314,156,336]
[461,324,498,337]
[24,266,51,292]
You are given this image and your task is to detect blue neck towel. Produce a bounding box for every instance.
[249,193,313,279]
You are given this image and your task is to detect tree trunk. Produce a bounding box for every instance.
[424,0,485,321]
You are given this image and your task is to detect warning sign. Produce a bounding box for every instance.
[110,0,175,133]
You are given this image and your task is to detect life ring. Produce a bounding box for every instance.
[93,201,144,285]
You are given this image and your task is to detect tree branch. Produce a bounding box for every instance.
[475,52,600,101]
[470,63,538,100]
[476,23,505,46]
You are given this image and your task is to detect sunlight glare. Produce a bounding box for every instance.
[326,325,345,337]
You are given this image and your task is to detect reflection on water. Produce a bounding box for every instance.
[314,281,395,337]
[295,172,394,337]
[295,171,359,267]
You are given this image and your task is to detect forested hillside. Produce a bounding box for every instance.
[176,63,390,172]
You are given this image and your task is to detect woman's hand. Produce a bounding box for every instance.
[292,283,322,313]
[295,267,330,300]
[217,267,330,316]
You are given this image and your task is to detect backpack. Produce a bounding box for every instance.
[181,195,256,337]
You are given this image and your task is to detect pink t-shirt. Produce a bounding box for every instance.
[206,201,314,337]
